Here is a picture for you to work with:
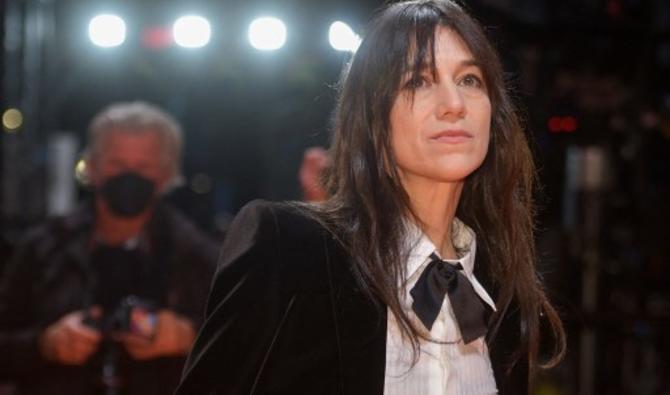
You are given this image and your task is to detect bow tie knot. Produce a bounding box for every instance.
[435,259,463,291]
[410,253,488,344]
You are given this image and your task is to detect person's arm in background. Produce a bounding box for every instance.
[0,229,102,379]
[0,234,42,379]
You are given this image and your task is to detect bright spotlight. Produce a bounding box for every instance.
[88,14,126,48]
[329,21,361,53]
[248,17,287,51]
[173,15,211,48]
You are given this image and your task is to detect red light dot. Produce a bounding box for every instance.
[607,1,622,17]
[142,26,173,49]
[562,116,578,133]
[548,116,562,133]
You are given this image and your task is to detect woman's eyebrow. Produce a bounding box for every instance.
[457,58,482,70]
[402,58,482,80]
[405,60,430,72]
[408,57,480,70]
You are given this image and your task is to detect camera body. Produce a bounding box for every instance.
[84,295,156,338]
[81,295,157,394]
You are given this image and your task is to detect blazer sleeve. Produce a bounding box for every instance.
[175,200,292,395]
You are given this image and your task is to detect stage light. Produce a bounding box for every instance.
[248,17,287,51]
[142,26,173,50]
[548,116,562,133]
[561,116,578,133]
[2,108,23,133]
[173,15,211,48]
[329,21,361,53]
[548,115,579,133]
[88,14,126,48]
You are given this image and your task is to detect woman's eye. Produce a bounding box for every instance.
[459,74,484,89]
[404,75,430,89]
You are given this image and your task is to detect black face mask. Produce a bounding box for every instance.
[100,172,156,217]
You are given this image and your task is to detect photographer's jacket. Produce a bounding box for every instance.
[0,202,218,395]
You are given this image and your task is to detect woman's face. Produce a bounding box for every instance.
[390,27,491,186]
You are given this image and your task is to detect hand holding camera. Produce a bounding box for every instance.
[83,296,157,340]
[115,310,196,360]
[41,297,195,368]
[40,308,103,365]
[82,295,195,360]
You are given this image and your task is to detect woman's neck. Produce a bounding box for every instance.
[403,175,464,259]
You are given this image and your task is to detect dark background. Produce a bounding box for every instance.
[1,0,669,394]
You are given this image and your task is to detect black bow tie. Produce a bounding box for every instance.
[410,253,489,344]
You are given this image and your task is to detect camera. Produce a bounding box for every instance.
[83,295,157,395]
[84,295,156,337]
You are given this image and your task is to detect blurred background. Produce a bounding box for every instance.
[0,0,668,394]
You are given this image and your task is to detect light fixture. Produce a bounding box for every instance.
[173,15,212,48]
[329,21,361,53]
[88,14,126,48]
[2,108,23,133]
[248,17,287,51]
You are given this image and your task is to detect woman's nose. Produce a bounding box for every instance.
[435,81,466,120]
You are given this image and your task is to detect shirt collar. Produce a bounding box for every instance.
[403,218,496,312]
[404,217,476,279]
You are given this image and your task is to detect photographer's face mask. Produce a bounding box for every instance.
[100,172,157,217]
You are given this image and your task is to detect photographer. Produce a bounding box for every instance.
[0,102,218,395]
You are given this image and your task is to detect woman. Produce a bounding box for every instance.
[176,1,565,394]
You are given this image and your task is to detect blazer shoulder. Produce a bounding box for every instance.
[228,200,340,291]
[219,199,329,269]
[236,198,326,240]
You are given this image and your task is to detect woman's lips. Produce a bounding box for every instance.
[430,130,473,143]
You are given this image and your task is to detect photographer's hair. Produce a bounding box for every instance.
[84,101,184,189]
[316,0,565,379]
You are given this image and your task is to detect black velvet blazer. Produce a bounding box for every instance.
[176,200,528,395]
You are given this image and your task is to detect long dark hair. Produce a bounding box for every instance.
[313,0,565,377]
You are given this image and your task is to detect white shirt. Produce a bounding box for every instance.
[384,219,498,395]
